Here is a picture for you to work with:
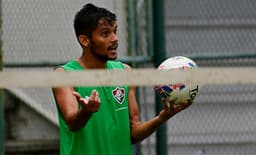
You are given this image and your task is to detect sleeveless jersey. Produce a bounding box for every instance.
[58,60,132,155]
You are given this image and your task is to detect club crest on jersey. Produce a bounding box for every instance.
[112,87,125,104]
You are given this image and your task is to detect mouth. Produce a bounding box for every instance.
[108,43,118,52]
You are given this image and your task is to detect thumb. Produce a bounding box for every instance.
[72,91,81,100]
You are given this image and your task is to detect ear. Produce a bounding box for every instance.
[78,35,90,47]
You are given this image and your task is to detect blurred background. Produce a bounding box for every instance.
[2,0,256,155]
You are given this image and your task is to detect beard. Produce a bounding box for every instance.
[90,42,117,61]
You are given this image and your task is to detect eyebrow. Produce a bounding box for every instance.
[99,23,118,31]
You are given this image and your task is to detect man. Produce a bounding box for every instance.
[52,3,192,155]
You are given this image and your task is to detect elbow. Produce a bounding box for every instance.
[131,138,138,144]
[130,134,143,144]
[131,137,143,144]
[131,137,136,144]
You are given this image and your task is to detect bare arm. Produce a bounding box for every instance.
[128,85,164,143]
[124,64,192,143]
[52,68,101,131]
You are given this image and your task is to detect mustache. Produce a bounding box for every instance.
[108,42,118,50]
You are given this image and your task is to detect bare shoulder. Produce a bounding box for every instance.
[123,63,132,70]
[54,67,65,71]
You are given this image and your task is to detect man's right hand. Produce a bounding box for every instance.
[72,90,101,114]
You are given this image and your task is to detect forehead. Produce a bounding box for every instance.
[97,18,117,28]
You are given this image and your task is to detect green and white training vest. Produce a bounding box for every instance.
[57,60,132,155]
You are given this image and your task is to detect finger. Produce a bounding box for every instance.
[183,100,193,108]
[72,91,81,100]
[73,92,89,104]
[165,99,171,108]
[187,99,193,105]
[95,96,101,103]
[161,98,169,109]
[175,100,193,112]
[165,97,177,109]
[83,96,89,104]
[90,89,98,100]
[178,100,186,107]
[72,91,80,97]
[175,105,184,113]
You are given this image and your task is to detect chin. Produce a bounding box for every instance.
[109,54,117,60]
[109,56,117,60]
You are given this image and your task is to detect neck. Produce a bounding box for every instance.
[78,52,107,69]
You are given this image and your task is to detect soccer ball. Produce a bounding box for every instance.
[156,56,199,105]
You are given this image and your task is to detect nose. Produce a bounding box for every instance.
[111,33,118,42]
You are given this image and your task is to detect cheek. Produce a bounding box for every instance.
[91,39,108,51]
[93,42,106,51]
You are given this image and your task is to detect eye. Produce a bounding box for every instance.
[101,30,110,37]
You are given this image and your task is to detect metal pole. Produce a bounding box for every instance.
[146,0,154,58]
[127,0,137,67]
[0,0,4,154]
[127,0,142,155]
[152,0,167,155]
